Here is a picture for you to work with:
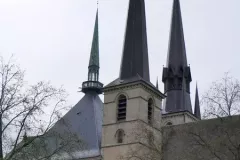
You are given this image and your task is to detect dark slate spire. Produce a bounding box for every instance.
[82,10,103,94]
[156,77,159,89]
[167,0,187,68]
[119,0,150,82]
[194,84,201,119]
[162,0,192,113]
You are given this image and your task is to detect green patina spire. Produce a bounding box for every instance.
[89,10,99,67]
[82,9,103,94]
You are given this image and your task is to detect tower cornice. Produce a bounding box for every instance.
[104,79,166,99]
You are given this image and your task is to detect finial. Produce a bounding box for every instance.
[97,0,99,8]
[156,77,159,89]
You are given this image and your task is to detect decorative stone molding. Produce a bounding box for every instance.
[104,80,165,100]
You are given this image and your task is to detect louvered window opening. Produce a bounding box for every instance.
[148,99,153,124]
[117,96,127,121]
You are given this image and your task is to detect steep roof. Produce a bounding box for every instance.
[49,93,103,153]
[194,84,201,119]
[166,0,187,68]
[89,11,99,67]
[119,0,150,82]
[162,0,193,114]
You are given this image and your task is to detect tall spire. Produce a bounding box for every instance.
[167,0,187,68]
[156,77,159,89]
[162,0,192,114]
[119,0,150,82]
[82,10,103,94]
[194,84,201,119]
[89,10,99,67]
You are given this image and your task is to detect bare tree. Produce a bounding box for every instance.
[118,121,171,160]
[0,56,79,159]
[202,72,240,119]
[188,118,240,160]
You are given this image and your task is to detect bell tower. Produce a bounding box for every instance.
[101,0,165,159]
[162,0,199,125]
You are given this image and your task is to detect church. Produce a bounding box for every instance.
[61,0,202,159]
[16,0,239,159]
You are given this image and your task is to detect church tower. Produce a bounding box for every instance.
[102,0,165,159]
[162,0,199,125]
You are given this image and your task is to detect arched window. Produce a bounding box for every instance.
[166,122,173,126]
[117,95,127,121]
[116,129,125,143]
[91,72,95,81]
[148,98,153,124]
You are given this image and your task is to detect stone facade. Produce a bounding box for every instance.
[163,115,240,160]
[162,111,198,126]
[102,81,163,160]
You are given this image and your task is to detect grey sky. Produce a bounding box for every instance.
[0,0,239,108]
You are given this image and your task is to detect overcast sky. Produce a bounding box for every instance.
[0,0,239,109]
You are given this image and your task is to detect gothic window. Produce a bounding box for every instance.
[88,72,92,81]
[91,73,95,81]
[117,95,127,121]
[116,129,125,143]
[166,122,173,126]
[148,98,153,124]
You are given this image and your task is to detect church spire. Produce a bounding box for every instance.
[156,77,159,89]
[167,0,187,68]
[119,0,150,82]
[194,84,201,119]
[82,10,103,94]
[89,10,99,67]
[162,0,192,113]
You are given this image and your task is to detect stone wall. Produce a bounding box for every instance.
[163,115,240,160]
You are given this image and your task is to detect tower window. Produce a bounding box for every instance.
[166,122,173,126]
[148,98,153,124]
[117,95,127,121]
[116,129,125,143]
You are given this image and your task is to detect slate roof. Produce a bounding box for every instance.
[167,0,187,68]
[119,0,150,82]
[194,84,201,119]
[48,92,103,158]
